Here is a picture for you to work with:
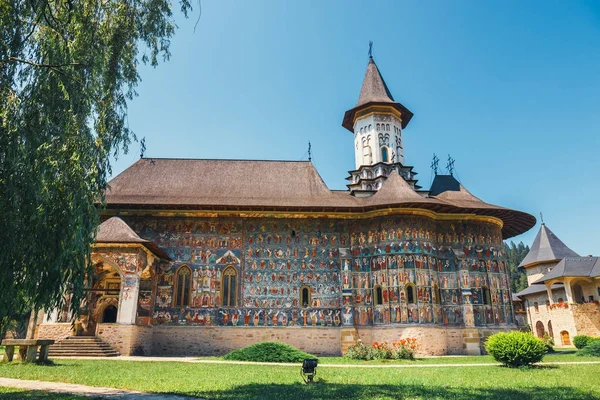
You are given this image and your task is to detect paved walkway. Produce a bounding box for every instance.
[0,377,198,399]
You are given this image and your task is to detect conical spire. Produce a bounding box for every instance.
[518,223,579,268]
[356,58,395,106]
[342,57,413,132]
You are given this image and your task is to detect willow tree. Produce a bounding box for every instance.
[0,0,192,334]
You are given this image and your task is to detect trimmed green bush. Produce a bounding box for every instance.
[485,332,547,368]
[223,342,316,363]
[573,335,594,349]
[577,339,600,357]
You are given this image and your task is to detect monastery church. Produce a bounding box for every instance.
[35,54,540,357]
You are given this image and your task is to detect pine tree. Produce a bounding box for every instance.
[504,241,530,293]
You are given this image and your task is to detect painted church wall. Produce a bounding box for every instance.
[121,214,512,331]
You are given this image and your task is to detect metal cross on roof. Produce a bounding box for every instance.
[368,41,373,59]
[430,153,440,175]
[446,155,455,176]
[540,212,544,224]
[308,141,312,162]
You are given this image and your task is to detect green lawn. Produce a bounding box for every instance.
[1,358,599,399]
[0,387,94,399]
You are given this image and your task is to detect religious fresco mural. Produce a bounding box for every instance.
[117,215,514,329]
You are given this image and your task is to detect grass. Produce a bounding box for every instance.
[0,387,95,399]
[200,348,595,365]
[1,357,600,399]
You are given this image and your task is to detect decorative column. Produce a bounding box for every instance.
[117,275,140,325]
[339,249,358,355]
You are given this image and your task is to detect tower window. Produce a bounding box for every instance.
[386,124,390,131]
[222,266,237,306]
[300,285,311,308]
[376,123,380,130]
[381,147,389,162]
[174,265,192,307]
[534,302,539,312]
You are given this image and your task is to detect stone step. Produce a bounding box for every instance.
[47,336,120,358]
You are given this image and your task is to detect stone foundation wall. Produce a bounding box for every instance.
[97,324,152,356]
[572,303,600,337]
[151,326,341,356]
[36,323,72,341]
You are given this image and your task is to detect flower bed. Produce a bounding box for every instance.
[345,338,419,360]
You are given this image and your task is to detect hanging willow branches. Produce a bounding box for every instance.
[0,0,192,334]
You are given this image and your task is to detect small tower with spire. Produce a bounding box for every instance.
[343,46,419,196]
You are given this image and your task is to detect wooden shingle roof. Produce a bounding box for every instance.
[103,158,535,239]
[518,224,579,268]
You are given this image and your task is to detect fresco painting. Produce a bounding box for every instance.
[114,215,514,328]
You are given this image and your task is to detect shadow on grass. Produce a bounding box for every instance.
[191,382,598,400]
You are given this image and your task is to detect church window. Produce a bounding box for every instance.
[482,287,491,305]
[557,298,564,304]
[222,266,237,306]
[547,321,554,339]
[381,147,389,162]
[360,127,364,133]
[406,284,416,304]
[545,300,550,307]
[374,285,383,306]
[376,123,380,130]
[386,124,390,131]
[174,265,192,307]
[534,302,539,312]
[433,284,442,305]
[368,124,372,130]
[300,285,311,308]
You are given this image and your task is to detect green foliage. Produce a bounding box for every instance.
[0,0,193,329]
[543,333,555,353]
[573,335,595,349]
[485,332,547,367]
[223,342,316,363]
[503,241,531,293]
[577,339,600,357]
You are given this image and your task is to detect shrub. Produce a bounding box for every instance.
[573,335,594,349]
[485,332,547,368]
[577,339,600,357]
[345,338,418,361]
[543,333,555,353]
[223,342,316,363]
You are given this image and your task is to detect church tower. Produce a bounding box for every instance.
[343,53,420,197]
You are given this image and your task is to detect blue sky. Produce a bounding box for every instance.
[112,0,600,255]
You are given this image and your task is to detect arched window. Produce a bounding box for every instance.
[360,127,364,133]
[222,266,237,306]
[386,124,390,131]
[547,321,554,339]
[174,265,192,307]
[300,285,311,308]
[406,284,416,304]
[376,123,380,130]
[374,286,383,306]
[433,284,442,305]
[381,147,389,162]
[482,287,492,305]
[368,124,372,130]
[557,298,564,304]
[534,302,539,312]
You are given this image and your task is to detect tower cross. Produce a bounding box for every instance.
[368,41,373,59]
[446,155,455,176]
[430,154,440,175]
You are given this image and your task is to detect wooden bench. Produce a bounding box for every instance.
[1,339,55,363]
